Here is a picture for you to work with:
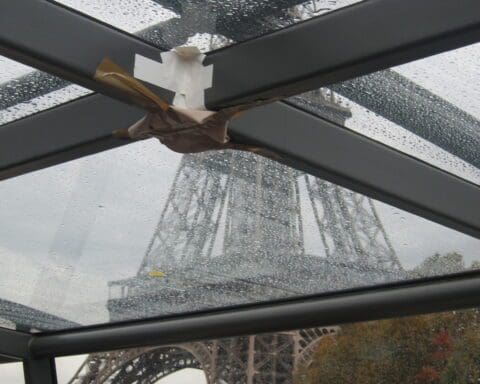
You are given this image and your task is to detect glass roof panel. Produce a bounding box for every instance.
[0,141,478,332]
[53,0,363,52]
[56,307,480,383]
[290,42,480,185]
[0,56,91,126]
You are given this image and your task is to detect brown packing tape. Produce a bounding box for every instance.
[94,57,282,157]
[94,58,169,111]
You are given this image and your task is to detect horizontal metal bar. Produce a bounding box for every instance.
[0,0,174,105]
[229,102,480,239]
[205,0,480,108]
[0,327,31,359]
[29,271,480,357]
[0,95,143,181]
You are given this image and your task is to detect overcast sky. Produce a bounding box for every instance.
[0,0,479,382]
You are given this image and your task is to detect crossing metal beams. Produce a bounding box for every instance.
[1,0,480,109]
[205,0,480,108]
[0,0,478,375]
[1,0,479,169]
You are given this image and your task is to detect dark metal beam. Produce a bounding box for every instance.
[205,0,480,108]
[0,0,300,108]
[1,0,479,171]
[0,327,30,359]
[1,0,479,111]
[229,102,480,239]
[1,97,479,239]
[23,358,57,384]
[0,0,174,106]
[329,70,480,169]
[29,271,480,357]
[0,95,143,182]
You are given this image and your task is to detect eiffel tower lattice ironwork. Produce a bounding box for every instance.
[69,89,403,384]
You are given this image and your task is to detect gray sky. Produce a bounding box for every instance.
[0,359,206,384]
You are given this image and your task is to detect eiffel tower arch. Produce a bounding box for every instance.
[68,328,338,384]
[70,90,403,384]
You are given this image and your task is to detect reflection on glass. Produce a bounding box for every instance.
[290,42,480,185]
[54,0,363,51]
[57,308,480,383]
[0,56,90,126]
[0,138,478,332]
[0,362,24,384]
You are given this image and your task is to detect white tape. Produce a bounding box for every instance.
[134,46,213,110]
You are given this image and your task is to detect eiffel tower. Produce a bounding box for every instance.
[69,89,403,384]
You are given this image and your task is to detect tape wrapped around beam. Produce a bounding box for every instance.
[94,57,279,157]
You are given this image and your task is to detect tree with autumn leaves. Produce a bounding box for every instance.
[296,249,480,384]
[296,309,480,383]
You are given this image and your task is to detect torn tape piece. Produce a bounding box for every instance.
[134,46,213,110]
[127,107,231,153]
[126,98,282,153]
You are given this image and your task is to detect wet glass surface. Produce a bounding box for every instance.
[0,56,91,126]
[290,42,480,185]
[0,140,478,332]
[54,0,363,51]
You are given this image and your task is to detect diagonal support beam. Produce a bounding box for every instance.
[204,0,480,108]
[1,0,479,110]
[1,95,479,240]
[0,0,175,105]
[0,95,143,182]
[228,102,480,239]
